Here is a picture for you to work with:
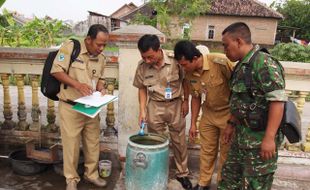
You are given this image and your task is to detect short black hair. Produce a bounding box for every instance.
[222,22,252,44]
[137,34,160,53]
[174,40,202,61]
[87,24,109,39]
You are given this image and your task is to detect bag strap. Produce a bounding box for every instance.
[64,38,81,89]
[244,47,269,99]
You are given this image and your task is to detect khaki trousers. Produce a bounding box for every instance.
[59,101,100,184]
[198,109,231,186]
[147,99,189,177]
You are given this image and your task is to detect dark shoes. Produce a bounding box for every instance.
[193,184,210,190]
[176,176,192,190]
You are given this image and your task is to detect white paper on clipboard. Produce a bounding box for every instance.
[74,91,118,107]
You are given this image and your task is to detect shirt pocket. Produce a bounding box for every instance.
[205,77,229,109]
[167,72,179,83]
[144,77,158,93]
[166,70,181,91]
[88,65,102,79]
[69,62,88,83]
[144,77,157,87]
[208,77,223,87]
[231,81,247,93]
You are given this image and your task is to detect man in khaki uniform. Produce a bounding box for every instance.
[174,40,233,190]
[51,24,108,190]
[133,34,192,190]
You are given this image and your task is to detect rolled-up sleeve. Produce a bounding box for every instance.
[266,89,287,101]
[133,63,145,89]
[50,41,73,74]
[100,56,106,79]
[256,56,287,102]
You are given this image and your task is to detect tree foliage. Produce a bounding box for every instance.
[270,43,310,62]
[130,12,157,27]
[0,0,5,8]
[0,9,68,47]
[131,0,211,38]
[272,0,310,40]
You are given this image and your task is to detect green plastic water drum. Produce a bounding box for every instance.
[125,133,169,190]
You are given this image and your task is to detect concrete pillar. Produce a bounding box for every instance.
[104,78,116,136]
[15,74,29,131]
[46,99,58,133]
[0,73,15,129]
[29,74,41,132]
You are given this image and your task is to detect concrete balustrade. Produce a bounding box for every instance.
[0,36,309,156]
[0,47,118,145]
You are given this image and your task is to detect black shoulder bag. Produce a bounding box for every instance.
[245,48,301,143]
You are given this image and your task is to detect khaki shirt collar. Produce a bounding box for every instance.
[80,39,88,55]
[143,49,172,69]
[192,55,209,77]
[162,50,173,65]
[240,44,260,65]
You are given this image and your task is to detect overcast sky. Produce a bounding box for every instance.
[1,0,275,22]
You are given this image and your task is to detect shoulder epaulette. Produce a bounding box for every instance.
[213,57,227,66]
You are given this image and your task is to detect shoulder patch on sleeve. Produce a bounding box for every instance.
[58,53,65,62]
[58,40,73,55]
[213,57,227,65]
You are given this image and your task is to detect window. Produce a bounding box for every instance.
[182,23,190,39]
[207,25,215,40]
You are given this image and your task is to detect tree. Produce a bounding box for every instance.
[270,43,310,62]
[131,0,211,38]
[0,8,67,47]
[131,12,157,28]
[0,0,6,8]
[272,0,310,40]
[0,9,23,46]
[0,0,7,26]
[23,17,65,47]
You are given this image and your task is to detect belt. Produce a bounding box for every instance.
[151,97,180,102]
[62,100,77,106]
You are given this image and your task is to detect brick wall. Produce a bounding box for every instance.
[169,15,279,45]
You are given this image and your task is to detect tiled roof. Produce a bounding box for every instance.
[121,0,283,20]
[208,0,283,19]
[119,3,153,21]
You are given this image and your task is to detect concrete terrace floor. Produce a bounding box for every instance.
[1,148,310,190]
[0,147,122,190]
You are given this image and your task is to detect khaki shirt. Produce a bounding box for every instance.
[133,50,184,101]
[186,53,233,112]
[51,40,106,101]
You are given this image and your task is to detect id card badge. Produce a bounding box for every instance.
[92,79,96,91]
[201,92,206,102]
[201,88,207,102]
[165,87,172,100]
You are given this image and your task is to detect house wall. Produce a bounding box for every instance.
[88,15,111,32]
[111,6,135,19]
[73,20,89,36]
[169,15,279,45]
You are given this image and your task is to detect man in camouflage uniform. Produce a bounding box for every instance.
[174,41,234,190]
[218,22,287,190]
[133,34,192,190]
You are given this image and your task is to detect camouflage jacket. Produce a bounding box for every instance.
[230,45,287,148]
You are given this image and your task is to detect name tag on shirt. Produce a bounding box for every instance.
[165,87,172,100]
